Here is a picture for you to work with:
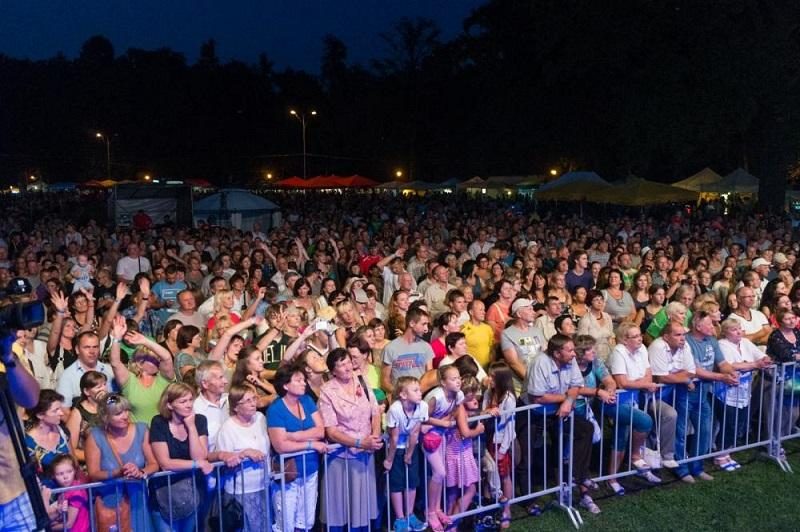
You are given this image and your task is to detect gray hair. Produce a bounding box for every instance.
[665,301,687,319]
[195,360,224,388]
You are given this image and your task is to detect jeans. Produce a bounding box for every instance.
[603,402,653,452]
[675,383,712,477]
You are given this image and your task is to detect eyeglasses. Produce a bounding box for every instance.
[105,394,122,405]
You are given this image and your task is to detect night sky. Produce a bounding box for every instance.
[0,0,486,72]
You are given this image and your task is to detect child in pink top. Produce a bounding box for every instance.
[48,454,90,532]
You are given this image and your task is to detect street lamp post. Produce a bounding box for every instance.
[95,132,112,180]
[289,109,317,178]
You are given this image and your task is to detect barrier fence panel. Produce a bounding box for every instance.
[41,369,800,531]
[776,361,800,472]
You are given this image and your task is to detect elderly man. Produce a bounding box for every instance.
[501,298,547,397]
[728,286,772,345]
[167,289,207,331]
[115,242,152,283]
[423,265,457,319]
[647,321,693,470]
[678,312,738,483]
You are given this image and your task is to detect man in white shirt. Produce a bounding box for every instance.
[468,229,494,259]
[728,287,772,345]
[56,332,115,414]
[534,297,561,341]
[423,265,457,319]
[646,321,693,469]
[192,360,230,451]
[115,242,152,283]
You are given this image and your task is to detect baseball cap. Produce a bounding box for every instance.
[752,257,771,268]
[511,298,534,316]
[774,252,788,265]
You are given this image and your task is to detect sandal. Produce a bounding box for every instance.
[608,480,625,496]
[579,494,601,515]
[720,461,738,472]
[632,458,650,471]
[427,512,444,532]
[500,517,512,529]
[527,503,543,516]
[581,478,599,490]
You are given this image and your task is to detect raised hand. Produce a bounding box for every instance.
[51,291,69,314]
[111,315,128,340]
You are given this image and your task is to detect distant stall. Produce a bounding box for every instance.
[193,188,280,230]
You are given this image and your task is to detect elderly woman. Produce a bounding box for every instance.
[318,348,383,531]
[606,322,662,493]
[25,390,72,475]
[215,384,271,532]
[267,365,328,532]
[149,382,215,532]
[109,315,176,425]
[717,319,772,470]
[85,393,158,531]
[576,290,615,361]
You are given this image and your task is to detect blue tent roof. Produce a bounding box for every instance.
[193,189,279,216]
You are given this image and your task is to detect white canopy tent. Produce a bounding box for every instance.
[537,171,608,192]
[673,167,723,192]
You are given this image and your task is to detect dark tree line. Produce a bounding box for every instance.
[1,0,799,209]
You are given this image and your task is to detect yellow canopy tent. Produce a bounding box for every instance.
[593,176,699,206]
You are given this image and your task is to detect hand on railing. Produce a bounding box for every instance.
[597,389,616,404]
[120,462,146,480]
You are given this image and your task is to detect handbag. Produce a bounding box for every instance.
[421,429,442,453]
[97,432,134,531]
[273,455,298,483]
[209,469,244,532]
[154,474,198,520]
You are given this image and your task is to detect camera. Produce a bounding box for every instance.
[0,277,46,335]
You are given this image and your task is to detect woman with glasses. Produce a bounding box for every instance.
[85,393,158,531]
[215,384,271,532]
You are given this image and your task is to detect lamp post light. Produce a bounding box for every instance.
[395,169,403,178]
[289,109,317,178]
[95,132,112,180]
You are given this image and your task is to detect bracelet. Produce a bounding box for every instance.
[192,459,197,469]
[355,438,361,449]
[56,310,66,315]
[112,337,122,344]
[306,441,312,451]
[595,389,599,397]
[115,298,123,303]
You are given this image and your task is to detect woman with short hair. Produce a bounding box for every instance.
[215,384,271,532]
[268,365,328,532]
[318,349,382,531]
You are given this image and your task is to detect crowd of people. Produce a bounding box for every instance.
[2,190,800,532]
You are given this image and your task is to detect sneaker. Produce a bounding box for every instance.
[608,480,625,496]
[697,472,714,481]
[661,459,680,469]
[639,470,662,484]
[408,515,427,532]
[579,494,601,515]
[680,474,696,484]
[394,518,409,532]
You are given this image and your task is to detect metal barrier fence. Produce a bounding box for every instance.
[42,362,800,531]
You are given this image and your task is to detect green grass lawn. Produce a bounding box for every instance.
[507,440,800,531]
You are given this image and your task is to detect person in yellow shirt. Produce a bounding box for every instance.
[461,300,495,369]
[0,338,44,531]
